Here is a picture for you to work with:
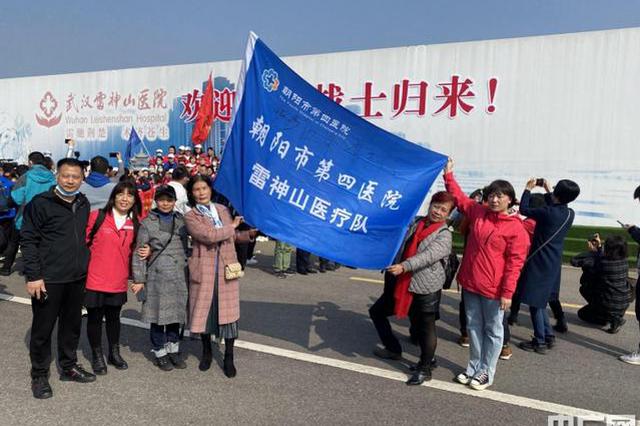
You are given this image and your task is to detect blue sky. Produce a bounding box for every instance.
[0,0,638,79]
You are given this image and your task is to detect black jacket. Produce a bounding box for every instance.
[20,187,90,283]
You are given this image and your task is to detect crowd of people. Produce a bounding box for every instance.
[0,147,638,400]
[369,158,639,388]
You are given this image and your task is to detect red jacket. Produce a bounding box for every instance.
[444,172,530,300]
[85,210,135,293]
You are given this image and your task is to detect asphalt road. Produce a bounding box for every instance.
[0,241,638,425]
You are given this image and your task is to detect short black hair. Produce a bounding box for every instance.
[57,157,83,171]
[634,185,640,200]
[90,155,109,174]
[154,184,177,201]
[484,180,516,207]
[172,165,189,181]
[553,180,580,204]
[28,152,46,166]
[604,235,628,261]
[43,157,54,171]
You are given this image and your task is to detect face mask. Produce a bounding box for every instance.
[55,184,80,197]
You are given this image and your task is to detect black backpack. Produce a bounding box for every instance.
[441,249,460,290]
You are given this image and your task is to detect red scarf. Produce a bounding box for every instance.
[393,220,444,318]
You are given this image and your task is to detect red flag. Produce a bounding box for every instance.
[191,73,214,143]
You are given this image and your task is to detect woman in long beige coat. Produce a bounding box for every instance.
[184,175,255,378]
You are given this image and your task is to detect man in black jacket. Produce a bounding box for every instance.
[22,157,95,399]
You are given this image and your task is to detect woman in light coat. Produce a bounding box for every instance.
[184,175,256,378]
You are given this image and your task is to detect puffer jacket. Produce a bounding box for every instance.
[444,172,530,300]
[11,164,56,230]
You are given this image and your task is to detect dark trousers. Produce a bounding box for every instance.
[30,281,85,378]
[636,277,640,322]
[369,272,402,354]
[459,291,467,336]
[409,303,438,367]
[150,323,180,351]
[0,220,19,272]
[296,249,312,272]
[530,306,554,344]
[86,305,122,348]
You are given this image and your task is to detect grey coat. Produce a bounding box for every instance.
[400,224,452,295]
[132,211,189,325]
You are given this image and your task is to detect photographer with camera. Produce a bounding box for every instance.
[571,234,631,334]
[517,178,580,354]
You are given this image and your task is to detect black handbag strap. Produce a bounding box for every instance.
[147,217,175,269]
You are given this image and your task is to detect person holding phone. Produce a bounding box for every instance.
[184,175,257,378]
[79,150,124,210]
[131,185,189,371]
[21,158,95,399]
[517,177,580,354]
[619,185,640,365]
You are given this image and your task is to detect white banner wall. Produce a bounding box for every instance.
[0,28,638,226]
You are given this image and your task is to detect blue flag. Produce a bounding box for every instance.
[214,34,448,269]
[125,127,143,165]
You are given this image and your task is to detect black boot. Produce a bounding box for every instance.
[107,344,128,370]
[553,316,568,333]
[199,334,213,371]
[223,338,237,378]
[91,347,107,375]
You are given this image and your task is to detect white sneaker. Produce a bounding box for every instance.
[469,372,491,391]
[246,257,258,265]
[455,372,472,385]
[620,350,640,365]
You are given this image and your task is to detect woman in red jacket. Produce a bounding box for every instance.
[84,181,142,375]
[443,159,530,390]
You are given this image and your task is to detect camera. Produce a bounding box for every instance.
[109,152,119,158]
[535,178,545,187]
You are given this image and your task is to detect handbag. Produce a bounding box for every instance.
[224,262,245,280]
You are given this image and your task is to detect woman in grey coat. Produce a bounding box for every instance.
[131,185,189,371]
[387,191,455,385]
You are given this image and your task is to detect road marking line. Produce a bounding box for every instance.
[349,278,637,316]
[0,292,624,420]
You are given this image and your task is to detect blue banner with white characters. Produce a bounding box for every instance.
[214,35,448,269]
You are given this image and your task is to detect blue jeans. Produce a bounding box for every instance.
[463,290,504,385]
[529,306,554,345]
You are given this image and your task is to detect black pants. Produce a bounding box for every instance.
[459,291,467,336]
[369,272,402,354]
[30,281,85,378]
[635,277,639,323]
[0,219,19,272]
[296,249,313,272]
[409,297,438,367]
[86,305,122,348]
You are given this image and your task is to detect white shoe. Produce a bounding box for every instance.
[455,372,472,385]
[246,257,258,265]
[620,350,640,365]
[469,372,491,391]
